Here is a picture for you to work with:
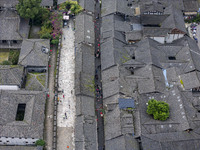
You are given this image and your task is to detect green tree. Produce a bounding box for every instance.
[51,37,59,45]
[38,25,52,39]
[70,1,83,15]
[1,60,12,65]
[147,99,169,121]
[35,139,45,146]
[33,7,50,25]
[16,0,42,19]
[8,50,20,65]
[59,0,83,15]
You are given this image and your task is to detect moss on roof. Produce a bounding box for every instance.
[25,73,46,91]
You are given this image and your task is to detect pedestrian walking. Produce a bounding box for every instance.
[65,113,67,119]
[64,37,65,40]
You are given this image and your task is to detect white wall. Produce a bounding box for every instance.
[0,85,19,90]
[150,37,165,44]
[165,34,184,43]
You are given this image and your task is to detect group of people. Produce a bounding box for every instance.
[95,49,100,58]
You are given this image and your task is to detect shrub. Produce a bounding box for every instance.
[8,50,20,65]
[147,99,169,121]
[51,37,59,45]
[1,60,12,65]
[35,139,45,146]
[59,0,83,15]
[38,25,52,39]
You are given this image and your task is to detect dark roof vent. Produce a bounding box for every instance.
[168,56,176,60]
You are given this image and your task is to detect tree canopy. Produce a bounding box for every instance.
[35,139,45,146]
[16,0,42,19]
[146,99,169,121]
[59,0,83,15]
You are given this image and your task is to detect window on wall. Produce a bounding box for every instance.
[16,104,26,121]
[13,40,17,44]
[168,56,176,60]
[2,40,7,43]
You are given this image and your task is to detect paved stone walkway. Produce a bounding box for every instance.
[57,20,76,150]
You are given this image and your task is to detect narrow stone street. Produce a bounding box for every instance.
[94,1,105,150]
[57,20,76,150]
[44,45,56,150]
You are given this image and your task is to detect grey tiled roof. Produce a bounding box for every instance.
[125,31,142,42]
[183,0,199,12]
[0,90,46,138]
[74,115,97,150]
[140,15,169,26]
[104,106,122,140]
[161,4,187,33]
[141,132,200,150]
[40,0,53,7]
[75,43,95,97]
[134,38,163,68]
[140,1,164,14]
[25,73,46,91]
[0,9,22,41]
[75,12,94,44]
[180,71,200,90]
[0,146,38,150]
[0,0,18,7]
[76,95,95,117]
[135,65,165,94]
[101,0,134,17]
[0,65,24,86]
[143,27,171,37]
[79,0,95,13]
[18,39,50,67]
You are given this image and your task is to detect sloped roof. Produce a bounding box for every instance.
[180,71,200,90]
[140,15,169,25]
[0,146,39,150]
[0,0,18,7]
[161,5,187,33]
[158,0,185,10]
[0,9,22,40]
[183,0,199,12]
[0,65,24,86]
[125,31,142,41]
[74,115,97,150]
[79,0,95,13]
[75,12,94,44]
[141,132,200,150]
[40,0,53,6]
[25,73,46,91]
[143,27,171,37]
[0,90,46,138]
[135,38,163,68]
[101,0,134,17]
[18,39,50,67]
[140,1,164,14]
[135,65,165,94]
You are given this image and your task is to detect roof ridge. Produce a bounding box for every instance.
[9,67,20,85]
[18,41,36,65]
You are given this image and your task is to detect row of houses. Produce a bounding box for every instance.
[101,0,200,150]
[74,1,98,149]
[0,0,52,149]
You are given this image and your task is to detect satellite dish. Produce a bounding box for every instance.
[41,46,49,54]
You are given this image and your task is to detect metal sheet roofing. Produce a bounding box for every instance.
[118,98,135,109]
